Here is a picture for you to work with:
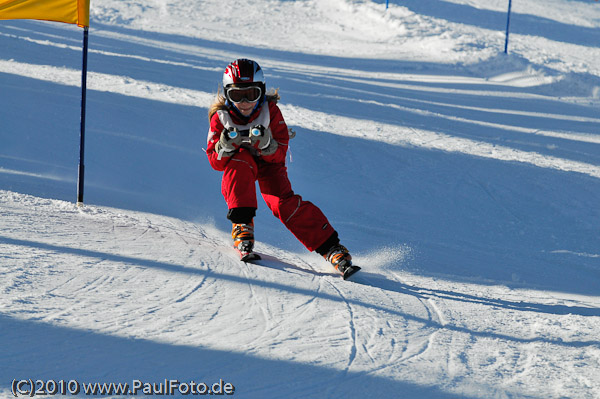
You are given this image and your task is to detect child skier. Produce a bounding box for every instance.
[205,58,358,278]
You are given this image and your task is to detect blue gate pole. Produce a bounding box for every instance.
[504,0,512,53]
[77,26,89,205]
[386,0,389,10]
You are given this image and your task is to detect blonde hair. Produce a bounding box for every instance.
[208,87,280,120]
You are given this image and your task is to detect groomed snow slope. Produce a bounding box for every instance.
[1,0,600,398]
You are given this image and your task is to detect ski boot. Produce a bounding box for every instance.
[323,244,360,279]
[232,221,260,262]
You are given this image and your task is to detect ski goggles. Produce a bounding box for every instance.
[226,86,262,103]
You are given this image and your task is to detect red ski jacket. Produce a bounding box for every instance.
[206,101,290,171]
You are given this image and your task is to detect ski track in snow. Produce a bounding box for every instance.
[0,192,455,396]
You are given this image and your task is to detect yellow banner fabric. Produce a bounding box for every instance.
[0,0,89,27]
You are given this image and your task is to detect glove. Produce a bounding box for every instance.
[215,128,243,160]
[250,125,278,156]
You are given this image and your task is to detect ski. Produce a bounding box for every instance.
[235,247,358,278]
[238,250,261,262]
[340,264,361,280]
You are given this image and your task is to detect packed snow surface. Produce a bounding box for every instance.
[1,0,599,398]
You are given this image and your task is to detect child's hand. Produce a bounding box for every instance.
[215,128,243,159]
[250,125,278,156]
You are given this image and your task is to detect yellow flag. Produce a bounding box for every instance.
[0,0,90,27]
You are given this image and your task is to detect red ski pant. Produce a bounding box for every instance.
[221,149,335,252]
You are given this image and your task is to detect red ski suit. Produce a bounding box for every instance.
[206,101,335,252]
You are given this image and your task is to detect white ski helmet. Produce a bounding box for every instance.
[223,58,265,88]
[222,59,267,118]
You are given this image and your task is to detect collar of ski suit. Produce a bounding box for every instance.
[217,102,271,132]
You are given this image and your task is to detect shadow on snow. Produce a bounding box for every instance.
[0,313,470,399]
[1,235,599,350]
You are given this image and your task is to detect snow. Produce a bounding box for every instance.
[1,0,599,397]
